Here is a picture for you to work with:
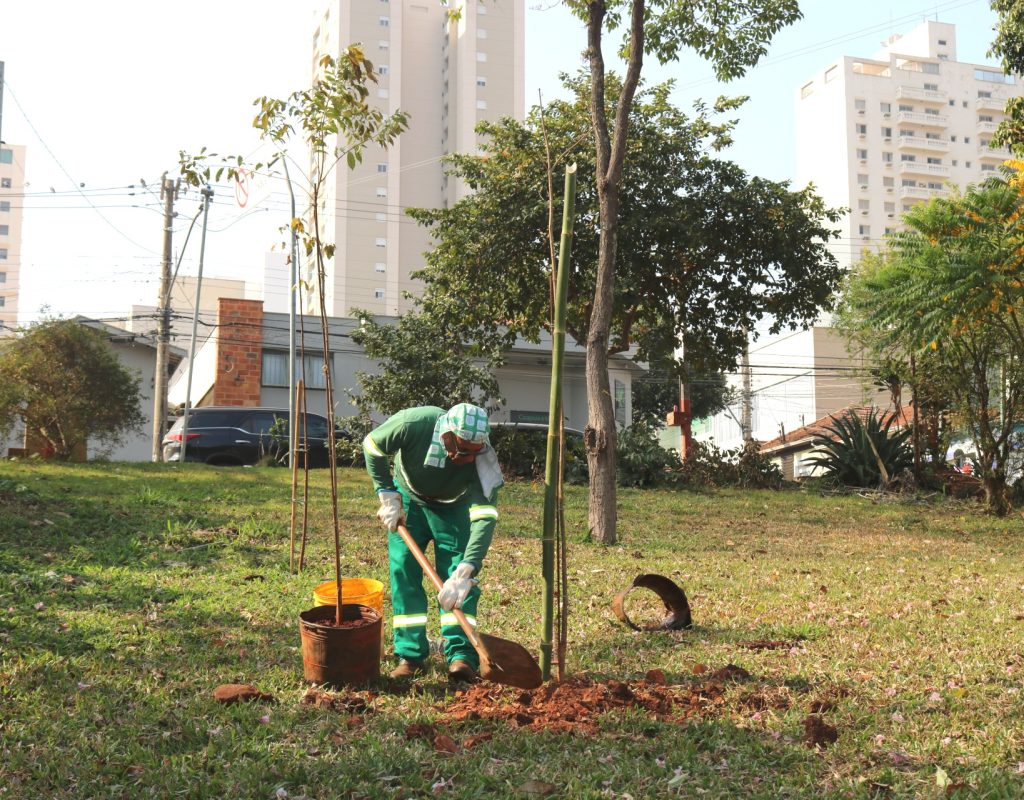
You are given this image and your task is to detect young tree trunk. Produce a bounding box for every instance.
[586,195,619,545]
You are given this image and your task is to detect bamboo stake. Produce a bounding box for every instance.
[541,164,577,681]
[298,379,311,571]
[289,380,302,573]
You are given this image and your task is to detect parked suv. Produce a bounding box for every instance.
[162,407,334,467]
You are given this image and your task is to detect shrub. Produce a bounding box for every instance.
[804,408,913,488]
[490,425,588,485]
[616,423,681,488]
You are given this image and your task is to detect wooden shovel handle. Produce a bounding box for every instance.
[394,523,484,651]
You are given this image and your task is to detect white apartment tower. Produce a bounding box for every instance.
[309,0,525,318]
[0,142,25,333]
[796,21,1024,269]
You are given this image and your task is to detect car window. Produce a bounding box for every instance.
[187,411,244,429]
[240,412,285,435]
[302,415,329,439]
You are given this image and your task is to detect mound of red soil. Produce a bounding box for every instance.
[442,675,728,735]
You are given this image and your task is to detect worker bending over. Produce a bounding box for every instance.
[363,403,502,682]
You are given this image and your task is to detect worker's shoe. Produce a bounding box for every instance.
[447,659,479,683]
[389,658,426,679]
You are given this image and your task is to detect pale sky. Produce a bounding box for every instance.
[0,0,1001,326]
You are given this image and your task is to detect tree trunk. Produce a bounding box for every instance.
[984,473,1010,516]
[586,192,619,545]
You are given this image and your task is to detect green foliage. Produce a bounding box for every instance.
[349,312,503,417]
[632,368,732,429]
[836,177,1024,513]
[988,1,1024,153]
[0,320,144,460]
[804,409,913,489]
[333,408,375,468]
[490,426,588,485]
[409,73,842,377]
[615,422,683,488]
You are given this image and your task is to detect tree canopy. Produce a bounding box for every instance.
[409,74,843,379]
[0,320,145,460]
[837,176,1024,514]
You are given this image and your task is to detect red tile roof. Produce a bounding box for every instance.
[760,404,914,453]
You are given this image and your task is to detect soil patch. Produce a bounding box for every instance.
[803,714,839,748]
[212,684,274,704]
[442,675,729,735]
[301,688,374,714]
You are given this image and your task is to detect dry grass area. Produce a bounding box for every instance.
[1,461,1023,798]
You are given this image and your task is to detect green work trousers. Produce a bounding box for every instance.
[388,488,480,668]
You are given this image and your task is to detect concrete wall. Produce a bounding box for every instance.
[0,143,26,331]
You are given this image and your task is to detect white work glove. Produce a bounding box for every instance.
[438,562,478,611]
[376,491,404,531]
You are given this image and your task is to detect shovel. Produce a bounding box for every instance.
[395,523,542,689]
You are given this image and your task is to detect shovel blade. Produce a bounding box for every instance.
[477,633,543,689]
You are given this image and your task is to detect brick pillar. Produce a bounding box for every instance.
[213,298,264,406]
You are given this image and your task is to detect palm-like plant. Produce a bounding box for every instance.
[805,408,913,488]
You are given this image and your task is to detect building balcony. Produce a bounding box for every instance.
[895,85,947,104]
[978,142,1013,160]
[897,160,950,178]
[896,110,947,127]
[976,96,1007,112]
[897,135,949,151]
[899,185,950,200]
[977,121,1000,134]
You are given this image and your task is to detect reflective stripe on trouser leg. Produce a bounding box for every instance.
[388,494,431,662]
[424,500,480,670]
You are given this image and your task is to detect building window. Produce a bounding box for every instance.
[374,289,385,300]
[925,108,939,116]
[262,352,330,390]
[966,161,972,168]
[884,202,895,213]
[379,40,389,50]
[854,98,866,111]
[0,248,6,260]
[902,179,916,187]
[0,201,8,212]
[378,65,389,75]
[376,187,387,198]
[949,99,955,106]
[922,62,940,73]
[375,237,387,248]
[476,99,487,110]
[0,272,5,283]
[979,114,994,122]
[899,128,914,137]
[925,132,941,140]
[0,179,10,189]
[927,182,943,189]
[476,52,487,62]
[857,173,869,185]
[856,123,867,135]
[982,163,997,172]
[978,90,993,98]
[901,154,916,162]
[924,82,939,91]
[613,379,626,425]
[881,126,892,137]
[857,148,868,160]
[938,39,947,45]
[880,101,891,113]
[964,136,971,144]
[800,81,813,98]
[952,159,958,166]
[379,16,390,26]
[476,76,487,87]
[859,225,871,236]
[375,263,386,273]
[477,28,487,39]
[0,149,11,164]
[926,157,942,165]
[377,163,388,173]
[0,296,5,308]
[858,199,870,210]
[898,104,914,112]
[0,225,7,236]
[883,177,894,187]
[882,151,893,162]
[885,227,895,235]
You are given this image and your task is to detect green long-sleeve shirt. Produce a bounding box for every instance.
[363,406,498,568]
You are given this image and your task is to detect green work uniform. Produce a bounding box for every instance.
[363,406,499,668]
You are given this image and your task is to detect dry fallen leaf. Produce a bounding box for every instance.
[517,780,558,796]
[433,733,460,754]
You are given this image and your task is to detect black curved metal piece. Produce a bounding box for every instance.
[612,573,693,631]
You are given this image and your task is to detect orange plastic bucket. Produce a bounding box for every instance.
[313,578,385,616]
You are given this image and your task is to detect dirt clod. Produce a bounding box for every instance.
[645,668,667,685]
[433,733,460,753]
[803,714,839,748]
[213,684,274,704]
[443,676,726,734]
[404,722,436,740]
[709,664,751,682]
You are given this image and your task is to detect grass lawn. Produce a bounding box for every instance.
[1,461,1023,799]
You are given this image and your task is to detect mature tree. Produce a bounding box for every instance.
[349,311,503,416]
[0,320,144,460]
[990,1,1024,152]
[411,71,841,542]
[839,178,1024,514]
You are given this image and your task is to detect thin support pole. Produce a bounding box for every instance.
[289,378,303,573]
[179,184,213,463]
[541,164,577,681]
[299,380,311,572]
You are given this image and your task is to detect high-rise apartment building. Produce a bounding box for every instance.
[700,21,1023,455]
[796,20,1023,269]
[0,142,25,333]
[308,0,525,318]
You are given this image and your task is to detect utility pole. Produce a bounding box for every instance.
[740,329,753,442]
[151,172,179,461]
